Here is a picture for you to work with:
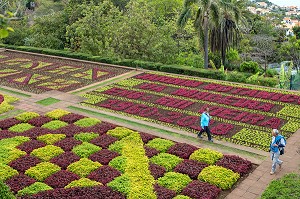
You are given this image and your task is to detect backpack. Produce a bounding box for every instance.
[276,136,286,155]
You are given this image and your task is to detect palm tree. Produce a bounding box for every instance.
[178,0,219,69]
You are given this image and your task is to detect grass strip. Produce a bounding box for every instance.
[0,87,31,97]
[36,97,61,106]
[67,105,266,160]
[71,71,139,95]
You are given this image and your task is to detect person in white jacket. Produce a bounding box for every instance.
[269,129,286,175]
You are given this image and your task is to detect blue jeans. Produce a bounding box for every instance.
[270,151,282,172]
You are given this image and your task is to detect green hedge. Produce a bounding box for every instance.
[0,44,279,87]
[0,181,16,199]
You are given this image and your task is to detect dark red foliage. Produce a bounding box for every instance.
[144,146,160,158]
[5,174,36,193]
[20,186,125,199]
[59,113,86,124]
[50,152,80,170]
[181,180,221,199]
[22,127,54,139]
[27,116,52,127]
[17,140,46,154]
[54,137,82,152]
[44,170,80,188]
[89,149,119,165]
[154,184,176,199]
[139,132,157,144]
[0,130,16,139]
[149,163,166,180]
[57,124,83,137]
[90,134,118,148]
[0,118,21,129]
[9,155,41,173]
[216,155,252,176]
[88,165,121,185]
[167,143,198,159]
[174,160,208,179]
[81,122,117,135]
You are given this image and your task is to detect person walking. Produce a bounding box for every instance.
[269,129,286,175]
[197,107,213,142]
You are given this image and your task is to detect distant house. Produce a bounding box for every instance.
[281,17,300,36]
[256,2,268,8]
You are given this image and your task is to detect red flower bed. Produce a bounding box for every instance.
[54,138,82,151]
[181,180,221,199]
[153,184,177,199]
[28,116,52,127]
[0,118,21,129]
[140,132,157,144]
[149,163,166,180]
[57,124,83,137]
[81,122,117,135]
[144,146,160,158]
[89,149,120,165]
[59,113,86,124]
[90,134,118,148]
[44,170,80,188]
[167,143,198,159]
[17,140,46,153]
[216,155,252,176]
[22,127,54,139]
[5,174,36,193]
[88,165,122,185]
[0,130,17,139]
[50,152,81,170]
[174,160,208,179]
[9,155,41,173]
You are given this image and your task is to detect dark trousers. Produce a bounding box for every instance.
[198,126,212,141]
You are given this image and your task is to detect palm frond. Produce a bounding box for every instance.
[177,7,192,28]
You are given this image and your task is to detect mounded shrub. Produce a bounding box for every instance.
[27,116,52,127]
[41,120,68,130]
[0,164,18,181]
[9,155,41,173]
[150,153,183,172]
[8,123,34,133]
[240,61,259,74]
[181,180,221,199]
[89,149,119,165]
[167,143,198,159]
[108,156,127,173]
[44,170,80,188]
[88,165,121,185]
[67,158,101,178]
[157,172,192,193]
[45,109,70,119]
[153,184,176,199]
[174,159,208,180]
[0,118,21,130]
[146,138,175,153]
[74,133,99,142]
[15,112,40,123]
[107,174,131,195]
[25,162,61,181]
[5,173,36,193]
[216,155,252,176]
[189,148,223,165]
[54,137,82,151]
[198,166,240,190]
[149,163,166,180]
[64,178,101,188]
[17,140,46,154]
[31,145,64,161]
[72,142,101,158]
[37,134,66,145]
[17,182,52,196]
[50,151,80,170]
[74,118,101,127]
[91,134,118,148]
[59,113,85,124]
[106,127,135,140]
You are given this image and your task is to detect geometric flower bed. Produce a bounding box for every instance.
[81,72,300,151]
[0,109,253,198]
[0,93,18,114]
[0,52,131,93]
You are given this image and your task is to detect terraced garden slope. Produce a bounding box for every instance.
[0,52,131,93]
[0,109,253,199]
[81,72,300,151]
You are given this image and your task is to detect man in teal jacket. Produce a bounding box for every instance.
[270,129,286,175]
[197,107,213,142]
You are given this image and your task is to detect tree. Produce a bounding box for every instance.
[178,0,220,69]
[293,26,300,40]
[281,36,300,72]
[0,11,14,38]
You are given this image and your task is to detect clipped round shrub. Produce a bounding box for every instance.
[17,182,52,196]
[146,138,175,153]
[240,61,259,74]
[174,159,208,180]
[45,109,70,119]
[189,148,223,165]
[65,178,101,188]
[149,163,166,180]
[74,133,99,142]
[41,120,68,130]
[153,183,176,199]
[74,118,101,127]
[37,134,66,145]
[107,174,131,196]
[167,143,198,159]
[150,153,183,172]
[181,180,221,199]
[8,123,34,133]
[108,140,124,154]
[25,162,61,181]
[15,112,40,122]
[107,127,135,140]
[216,155,252,176]
[108,156,127,173]
[157,172,192,193]
[72,142,101,158]
[31,145,64,161]
[67,158,101,178]
[198,166,240,190]
[0,163,18,181]
[0,147,27,165]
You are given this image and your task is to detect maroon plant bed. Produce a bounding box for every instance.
[44,170,80,188]
[59,113,86,124]
[20,185,126,199]
[216,155,252,176]
[167,143,198,159]
[0,130,17,139]
[0,118,21,129]
[57,124,83,137]
[181,180,221,199]
[28,116,52,127]
[89,149,120,165]
[140,132,157,144]
[90,134,118,148]
[22,127,54,139]
[154,184,177,199]
[88,165,122,185]
[54,137,82,152]
[149,163,166,180]
[9,155,41,173]
[50,152,81,170]
[174,159,208,179]
[17,140,46,154]
[144,146,160,158]
[5,174,36,193]
[81,122,117,135]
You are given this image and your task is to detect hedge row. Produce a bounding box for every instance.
[0,44,278,87]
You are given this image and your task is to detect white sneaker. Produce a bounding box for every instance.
[270,171,275,175]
